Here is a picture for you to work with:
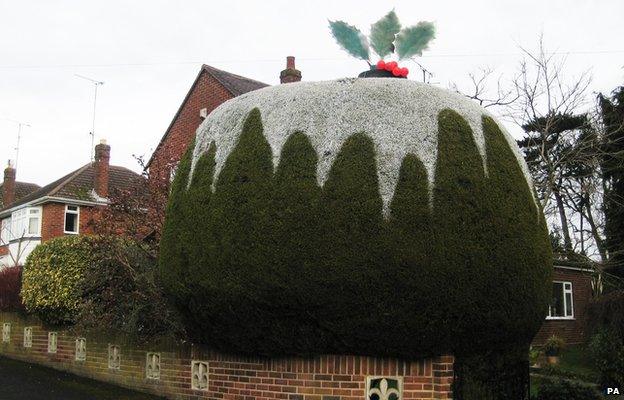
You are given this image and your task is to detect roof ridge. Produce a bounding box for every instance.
[201,64,268,88]
[48,163,92,196]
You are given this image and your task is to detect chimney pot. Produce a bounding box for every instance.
[280,56,302,84]
[3,161,16,207]
[94,141,111,198]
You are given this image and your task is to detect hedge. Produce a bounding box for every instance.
[21,235,101,325]
[160,104,552,362]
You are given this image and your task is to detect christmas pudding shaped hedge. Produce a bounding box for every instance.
[159,78,552,357]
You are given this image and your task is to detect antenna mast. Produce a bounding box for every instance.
[1,118,30,170]
[75,74,104,161]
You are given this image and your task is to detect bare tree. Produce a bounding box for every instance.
[0,222,36,268]
[451,67,519,110]
[510,35,593,255]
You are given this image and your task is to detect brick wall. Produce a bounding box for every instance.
[532,267,593,345]
[148,70,234,183]
[0,312,454,400]
[41,203,97,242]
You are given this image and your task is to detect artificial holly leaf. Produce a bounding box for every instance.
[329,20,370,61]
[370,10,401,58]
[395,21,435,60]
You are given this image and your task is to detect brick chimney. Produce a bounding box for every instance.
[3,161,16,207]
[94,139,110,198]
[279,56,302,84]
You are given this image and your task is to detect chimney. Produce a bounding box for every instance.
[94,139,110,198]
[279,56,302,84]
[3,161,16,207]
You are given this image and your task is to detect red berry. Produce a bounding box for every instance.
[376,60,386,70]
[401,67,409,77]
[392,67,401,76]
[385,61,398,71]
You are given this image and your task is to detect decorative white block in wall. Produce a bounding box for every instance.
[47,332,57,353]
[108,345,121,370]
[23,327,32,348]
[366,377,403,400]
[75,338,86,361]
[191,360,209,390]
[2,323,10,343]
[146,352,161,380]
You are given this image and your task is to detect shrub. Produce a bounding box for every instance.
[589,328,624,390]
[533,378,602,400]
[21,236,101,325]
[160,104,551,362]
[75,237,183,343]
[543,336,566,357]
[0,266,24,311]
[588,289,624,337]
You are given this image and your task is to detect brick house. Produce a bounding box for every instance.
[146,57,301,181]
[532,262,594,345]
[0,141,143,267]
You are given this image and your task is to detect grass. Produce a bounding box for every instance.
[530,344,601,397]
[557,344,599,382]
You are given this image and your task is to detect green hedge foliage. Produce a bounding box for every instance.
[21,235,101,325]
[159,107,552,359]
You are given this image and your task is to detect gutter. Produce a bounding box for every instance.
[0,196,108,218]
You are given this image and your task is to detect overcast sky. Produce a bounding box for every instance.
[1,0,623,186]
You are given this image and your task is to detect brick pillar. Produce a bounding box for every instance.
[94,140,110,198]
[3,161,16,206]
[279,56,302,84]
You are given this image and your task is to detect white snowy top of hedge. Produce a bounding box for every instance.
[191,78,533,213]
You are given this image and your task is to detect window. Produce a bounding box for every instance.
[8,207,41,238]
[0,218,10,243]
[28,209,40,235]
[64,205,79,234]
[547,281,574,319]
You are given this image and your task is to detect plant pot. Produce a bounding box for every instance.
[358,68,406,79]
[547,355,560,365]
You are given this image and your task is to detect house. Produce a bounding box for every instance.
[0,141,143,267]
[532,261,594,345]
[146,57,301,181]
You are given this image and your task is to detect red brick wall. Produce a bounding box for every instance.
[532,267,593,345]
[41,203,97,242]
[0,312,454,400]
[148,70,234,183]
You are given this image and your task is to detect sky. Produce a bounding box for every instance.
[0,0,623,186]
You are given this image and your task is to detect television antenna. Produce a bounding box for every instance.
[75,74,104,161]
[0,117,30,169]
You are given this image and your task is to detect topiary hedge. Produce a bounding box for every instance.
[159,80,552,366]
[22,235,101,325]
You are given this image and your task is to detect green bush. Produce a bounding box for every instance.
[22,235,102,325]
[75,237,183,343]
[533,378,602,400]
[159,107,551,362]
[589,328,624,390]
[588,289,624,337]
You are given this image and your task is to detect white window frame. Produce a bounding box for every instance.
[1,218,10,244]
[546,280,574,320]
[27,208,41,236]
[64,205,80,234]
